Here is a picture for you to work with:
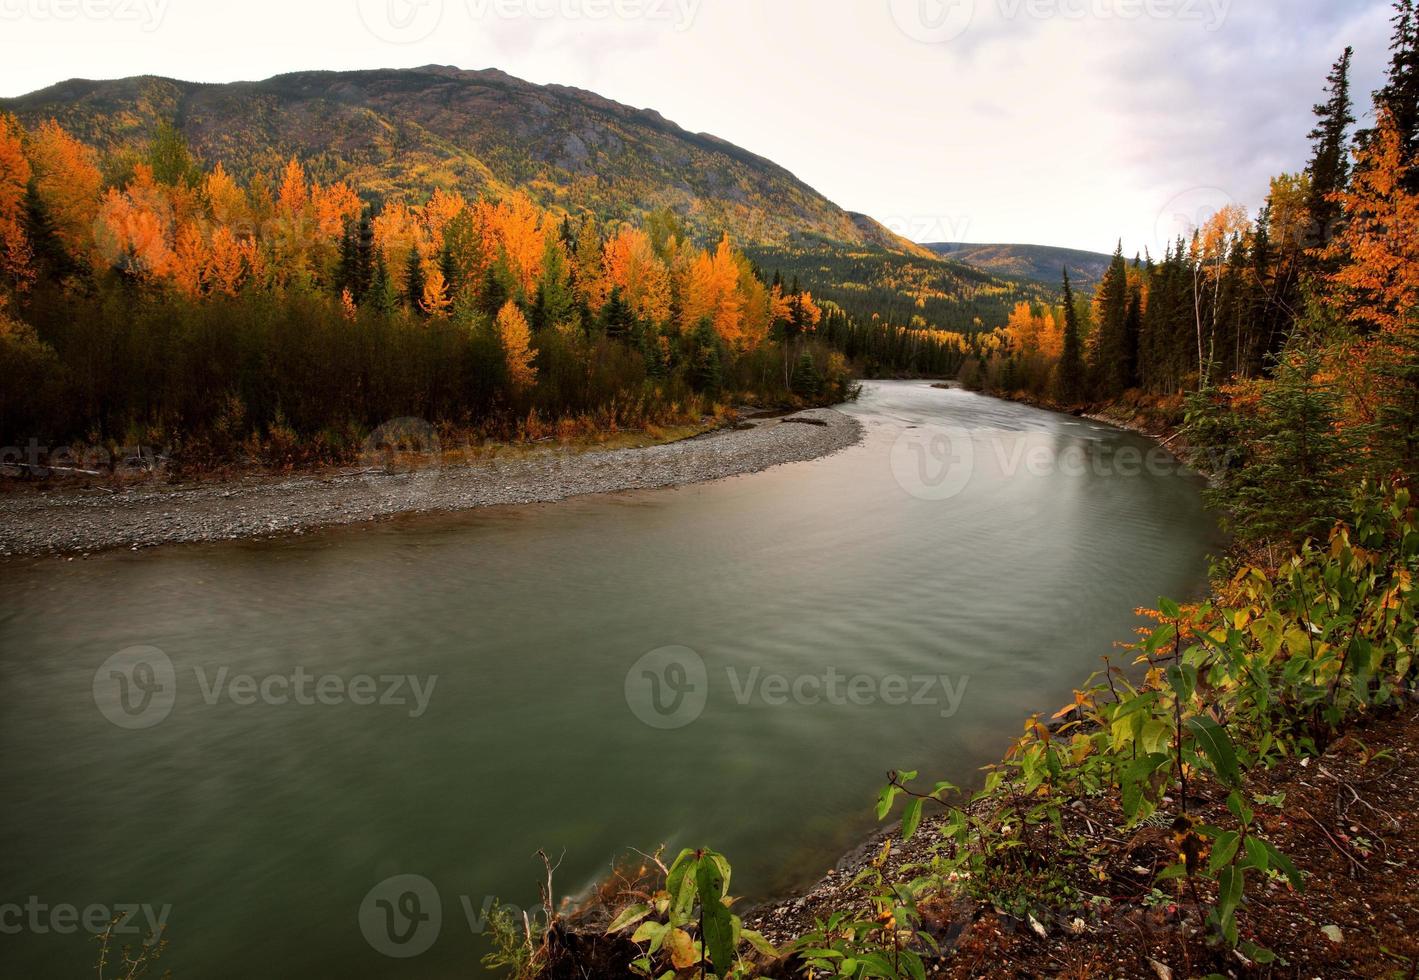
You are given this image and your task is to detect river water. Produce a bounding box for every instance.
[0,381,1220,976]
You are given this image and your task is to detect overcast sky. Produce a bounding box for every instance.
[0,0,1399,253]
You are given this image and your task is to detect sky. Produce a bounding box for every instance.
[0,0,1400,254]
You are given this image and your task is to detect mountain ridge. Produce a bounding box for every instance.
[925,241,1114,290]
[1,65,934,257]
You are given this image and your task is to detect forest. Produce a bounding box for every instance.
[0,120,875,467]
[954,3,1418,547]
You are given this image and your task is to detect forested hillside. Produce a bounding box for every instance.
[0,66,921,255]
[926,241,1114,290]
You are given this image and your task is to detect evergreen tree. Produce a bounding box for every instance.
[369,254,399,318]
[1306,47,1356,254]
[1218,335,1354,543]
[1056,268,1086,404]
[478,256,514,319]
[23,184,76,280]
[1364,0,1419,190]
[439,246,458,307]
[690,318,722,394]
[531,233,573,330]
[793,349,821,399]
[601,287,634,340]
[1090,244,1130,397]
[404,248,425,313]
[147,120,201,188]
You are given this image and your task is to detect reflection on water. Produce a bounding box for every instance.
[0,381,1221,977]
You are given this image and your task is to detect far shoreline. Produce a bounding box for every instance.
[0,408,863,560]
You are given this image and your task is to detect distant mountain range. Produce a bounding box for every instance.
[1,65,932,256]
[925,242,1114,291]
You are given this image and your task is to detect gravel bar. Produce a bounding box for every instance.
[0,408,862,558]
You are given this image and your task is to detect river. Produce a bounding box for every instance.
[0,381,1221,976]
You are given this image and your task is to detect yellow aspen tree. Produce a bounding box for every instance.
[496,300,537,390]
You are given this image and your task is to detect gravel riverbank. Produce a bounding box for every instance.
[0,408,862,558]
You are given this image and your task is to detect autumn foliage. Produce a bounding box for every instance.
[0,115,855,457]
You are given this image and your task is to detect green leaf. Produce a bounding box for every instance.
[696,856,736,977]
[1120,752,1170,821]
[1159,597,1182,619]
[875,784,902,821]
[1144,622,1177,654]
[606,903,652,934]
[1155,862,1188,882]
[1215,865,1243,927]
[1242,836,1269,873]
[1187,715,1240,786]
[901,798,924,842]
[631,919,668,948]
[740,929,778,957]
[664,848,696,901]
[1208,831,1240,875]
[1167,663,1197,702]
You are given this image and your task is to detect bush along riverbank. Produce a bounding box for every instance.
[484,483,1418,979]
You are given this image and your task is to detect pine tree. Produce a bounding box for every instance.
[1306,47,1356,255]
[1056,268,1086,404]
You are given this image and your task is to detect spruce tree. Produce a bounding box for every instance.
[1306,47,1356,254]
[1091,244,1129,397]
[1056,268,1087,404]
[369,255,399,319]
[404,248,425,313]
[1367,0,1419,190]
[601,287,633,340]
[691,319,722,394]
[793,349,821,399]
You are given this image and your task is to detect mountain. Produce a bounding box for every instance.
[0,65,929,255]
[925,242,1115,291]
